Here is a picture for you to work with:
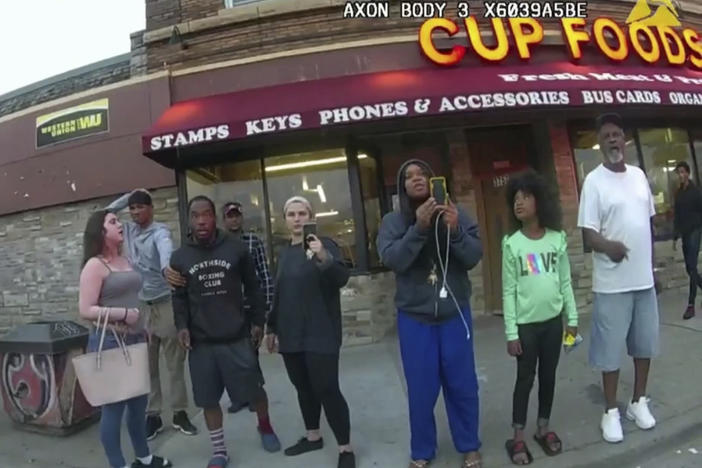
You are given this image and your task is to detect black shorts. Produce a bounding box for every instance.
[188,338,264,408]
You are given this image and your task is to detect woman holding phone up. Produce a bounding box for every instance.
[266,196,355,468]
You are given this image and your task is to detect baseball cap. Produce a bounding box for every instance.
[223,202,243,216]
[595,113,624,132]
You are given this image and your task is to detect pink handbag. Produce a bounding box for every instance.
[72,309,150,406]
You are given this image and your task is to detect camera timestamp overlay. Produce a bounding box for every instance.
[342,1,588,19]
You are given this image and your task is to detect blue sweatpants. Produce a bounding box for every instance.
[398,310,481,461]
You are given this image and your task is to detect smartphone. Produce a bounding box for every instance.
[302,222,317,251]
[430,176,448,205]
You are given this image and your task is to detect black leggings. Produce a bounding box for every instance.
[512,315,563,429]
[682,228,702,305]
[282,352,351,445]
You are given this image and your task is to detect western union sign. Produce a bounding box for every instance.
[36,98,109,148]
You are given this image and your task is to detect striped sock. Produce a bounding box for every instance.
[210,428,227,457]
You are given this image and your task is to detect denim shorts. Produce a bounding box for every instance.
[188,338,264,408]
[588,287,660,372]
[87,330,146,353]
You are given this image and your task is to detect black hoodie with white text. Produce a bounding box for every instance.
[171,229,265,345]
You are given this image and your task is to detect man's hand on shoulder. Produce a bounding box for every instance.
[165,265,187,288]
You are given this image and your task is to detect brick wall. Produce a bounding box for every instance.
[0,56,132,118]
[146,0,181,31]
[146,0,221,32]
[0,187,180,334]
[144,1,702,73]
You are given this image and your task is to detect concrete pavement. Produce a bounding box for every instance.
[2,290,702,468]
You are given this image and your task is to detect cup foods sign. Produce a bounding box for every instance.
[419,16,701,69]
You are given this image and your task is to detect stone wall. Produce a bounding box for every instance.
[0,187,180,335]
[0,55,132,118]
[341,272,396,346]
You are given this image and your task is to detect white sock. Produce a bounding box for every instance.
[138,454,153,465]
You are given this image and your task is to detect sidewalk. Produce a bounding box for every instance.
[2,290,701,468]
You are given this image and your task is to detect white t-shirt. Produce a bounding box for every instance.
[577,164,655,293]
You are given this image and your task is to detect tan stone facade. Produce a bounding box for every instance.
[0,188,180,335]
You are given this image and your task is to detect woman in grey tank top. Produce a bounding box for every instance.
[78,210,172,468]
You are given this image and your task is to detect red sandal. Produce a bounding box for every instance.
[533,431,562,456]
[505,439,533,465]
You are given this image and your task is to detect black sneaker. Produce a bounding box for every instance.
[131,455,173,467]
[227,401,248,414]
[683,305,696,320]
[173,410,198,435]
[146,415,164,441]
[284,437,324,456]
[338,451,356,468]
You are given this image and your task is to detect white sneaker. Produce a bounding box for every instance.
[601,408,624,443]
[626,397,656,430]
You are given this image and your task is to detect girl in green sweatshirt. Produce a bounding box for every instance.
[501,171,578,465]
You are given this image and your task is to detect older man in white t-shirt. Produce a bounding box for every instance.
[577,113,659,444]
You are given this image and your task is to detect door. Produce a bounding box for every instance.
[466,127,533,315]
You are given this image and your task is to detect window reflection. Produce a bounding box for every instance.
[639,128,694,239]
[264,149,356,267]
[185,161,268,245]
[358,155,382,268]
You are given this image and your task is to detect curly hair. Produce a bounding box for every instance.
[505,170,563,233]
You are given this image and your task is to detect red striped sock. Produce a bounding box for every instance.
[258,415,274,434]
[210,428,227,457]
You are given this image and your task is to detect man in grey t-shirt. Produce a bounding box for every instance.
[106,189,197,440]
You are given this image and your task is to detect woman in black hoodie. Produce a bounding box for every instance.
[266,196,355,468]
[377,160,483,468]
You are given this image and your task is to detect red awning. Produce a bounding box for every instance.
[142,62,702,154]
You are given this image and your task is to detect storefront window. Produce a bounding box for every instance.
[264,149,356,267]
[358,155,382,268]
[638,127,694,239]
[692,131,702,181]
[185,160,268,245]
[570,128,639,189]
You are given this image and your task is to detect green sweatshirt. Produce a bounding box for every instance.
[501,229,578,341]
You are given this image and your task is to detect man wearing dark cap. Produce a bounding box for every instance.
[577,113,659,444]
[165,200,280,453]
[106,189,197,440]
[222,201,279,449]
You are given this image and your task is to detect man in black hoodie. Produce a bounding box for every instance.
[170,195,265,468]
[673,161,702,319]
[377,160,483,468]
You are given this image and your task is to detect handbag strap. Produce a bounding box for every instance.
[95,308,132,368]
